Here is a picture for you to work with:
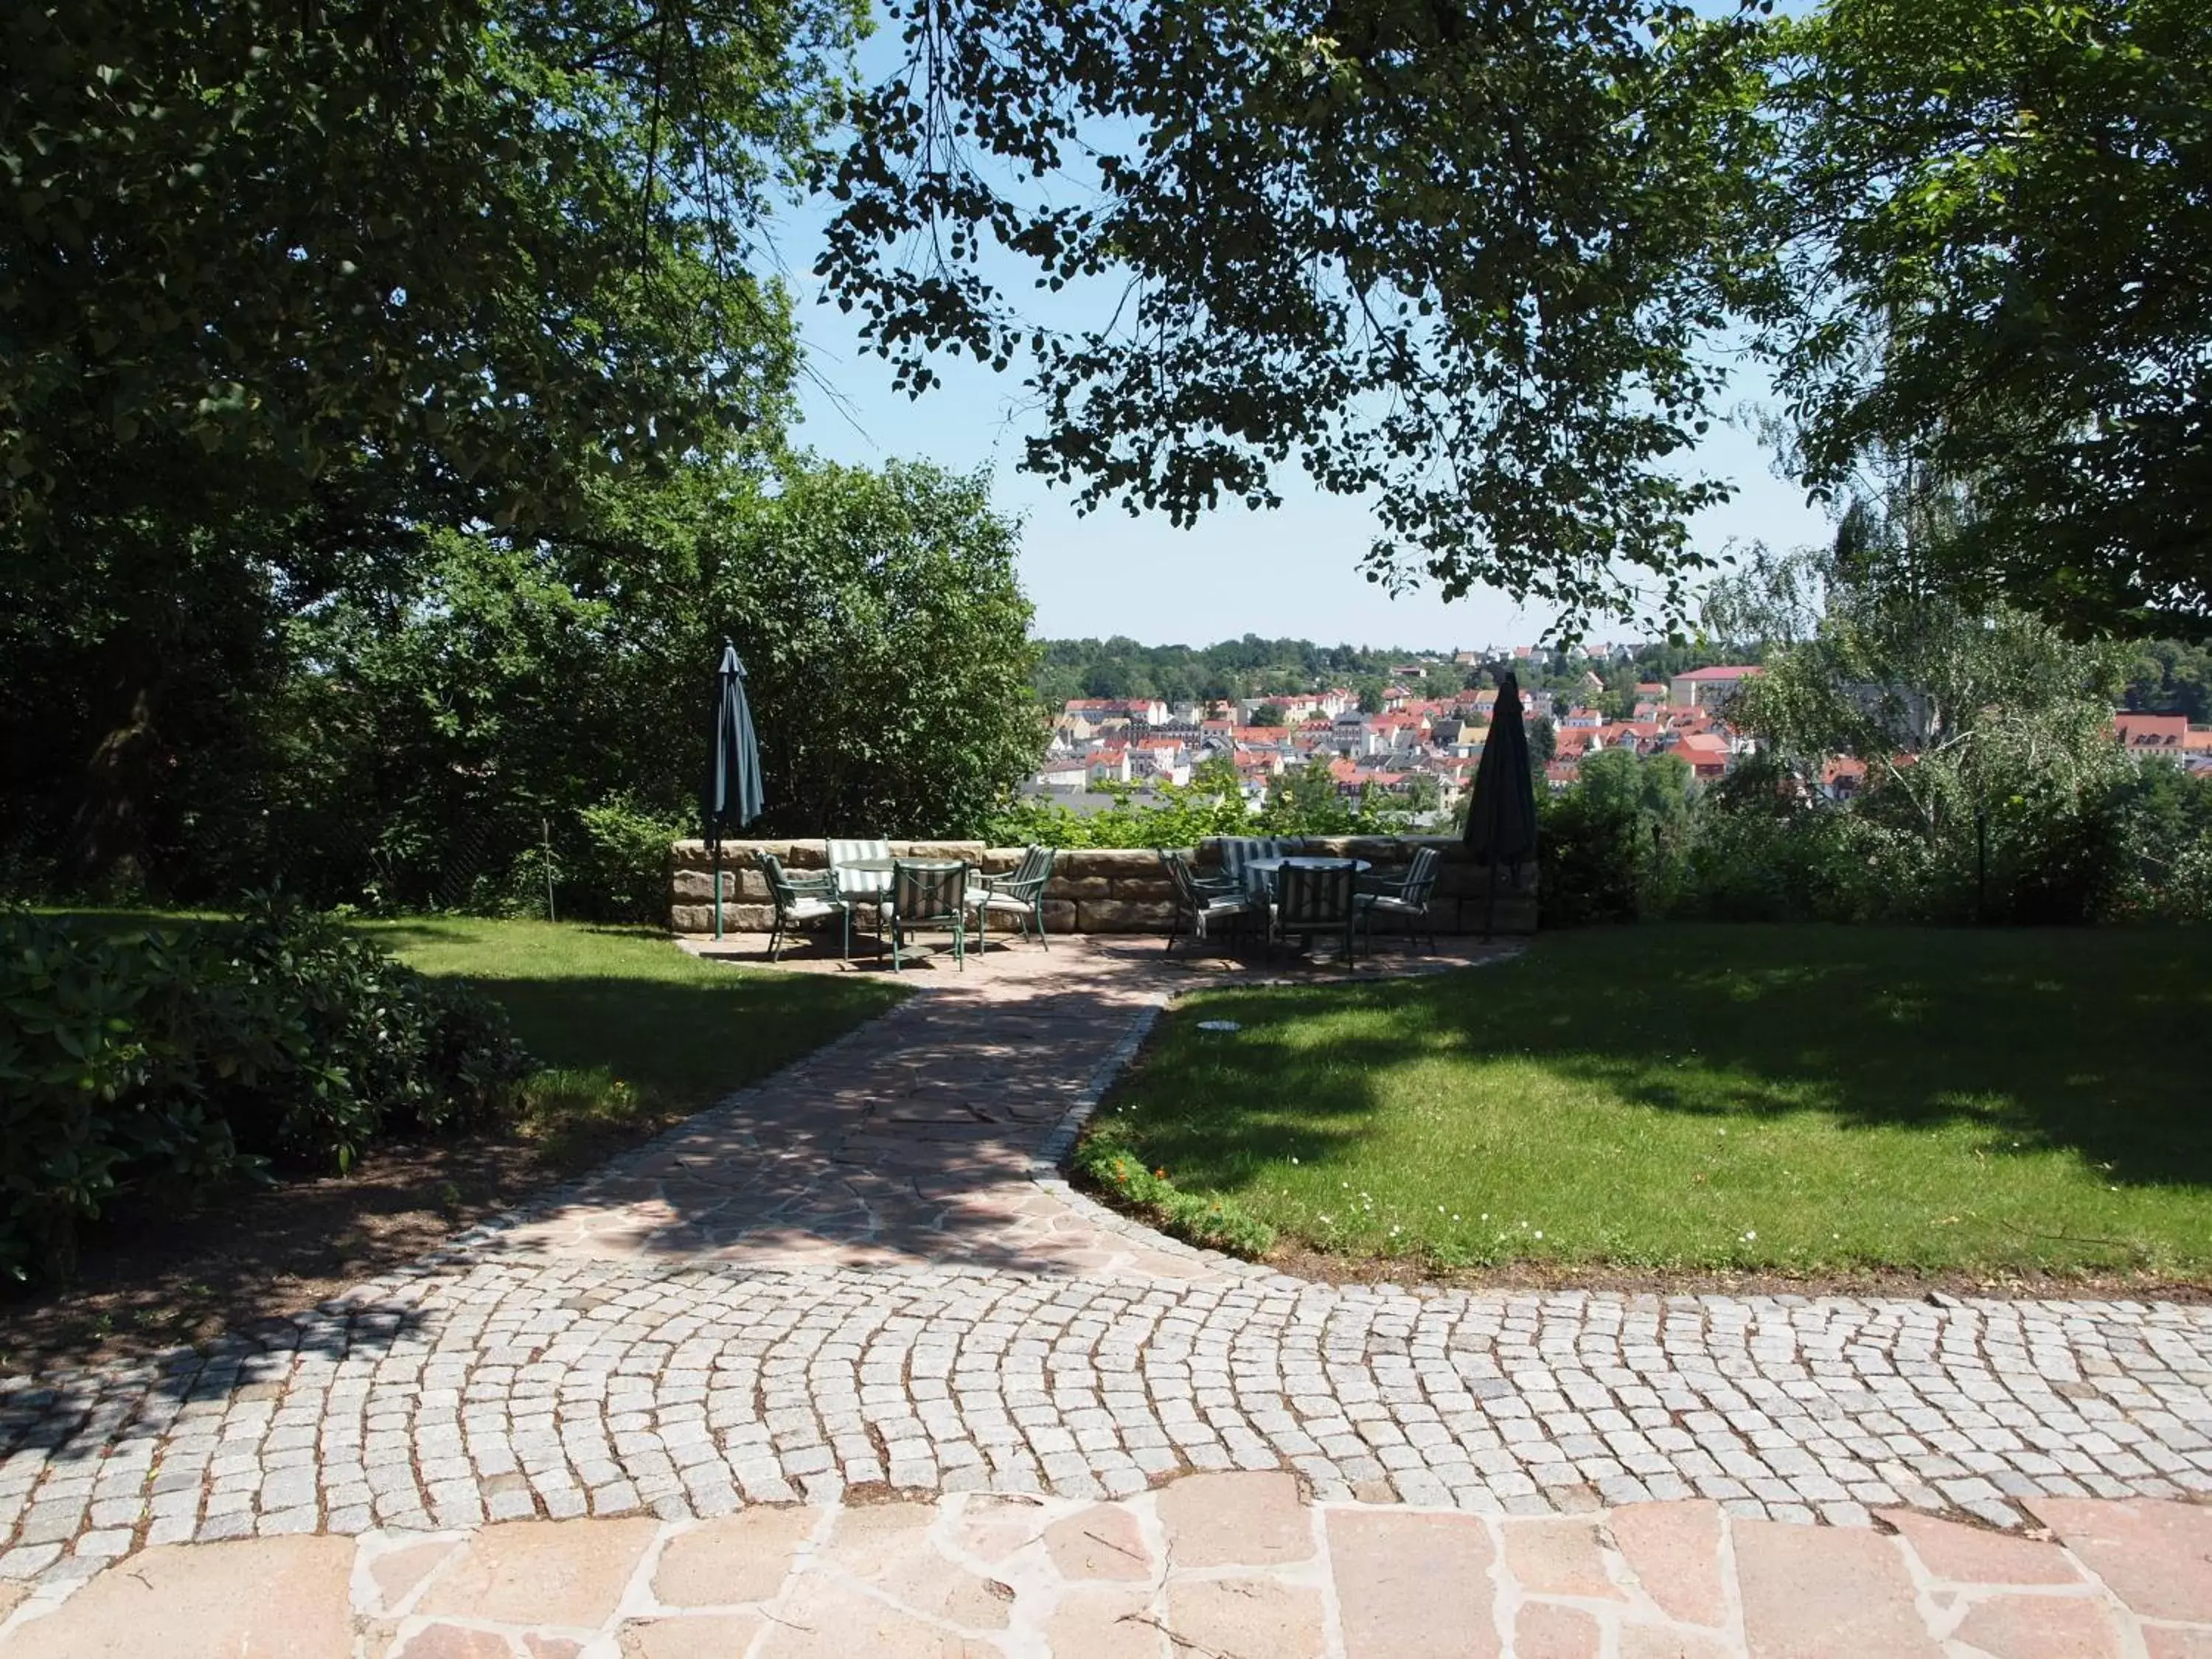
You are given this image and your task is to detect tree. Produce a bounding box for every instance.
[1265,759,1350,831]
[1250,703,1288,728]
[1722,498,2139,919]
[3,1,854,533]
[2122,640,2212,724]
[9,453,1043,905]
[697,461,1047,838]
[1763,0,2212,636]
[1189,754,1244,796]
[1,0,860,883]
[1526,715,1559,791]
[819,0,1781,632]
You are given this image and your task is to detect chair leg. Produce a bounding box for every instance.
[1035,902,1048,950]
[768,917,784,964]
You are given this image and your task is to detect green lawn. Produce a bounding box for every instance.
[363,917,904,1163]
[1097,925,2212,1279]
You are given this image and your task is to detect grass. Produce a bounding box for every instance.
[358,917,905,1166]
[1095,924,2212,1281]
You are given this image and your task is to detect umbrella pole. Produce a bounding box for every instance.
[1482,860,1498,942]
[713,846,723,940]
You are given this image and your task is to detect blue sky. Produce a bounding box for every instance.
[767,11,1832,653]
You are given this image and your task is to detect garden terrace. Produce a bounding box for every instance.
[669,836,1537,936]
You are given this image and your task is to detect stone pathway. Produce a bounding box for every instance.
[1,935,2210,1653]
[14,1473,2212,1655]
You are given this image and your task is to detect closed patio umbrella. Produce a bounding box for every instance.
[1463,671,1538,937]
[702,642,765,939]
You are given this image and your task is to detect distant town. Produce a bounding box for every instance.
[1026,639,2212,821]
[1025,642,1766,823]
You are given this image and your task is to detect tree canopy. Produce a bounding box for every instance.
[818,0,1781,630]
[1761,0,2212,636]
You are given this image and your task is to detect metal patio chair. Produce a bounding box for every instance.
[1355,845,1443,952]
[1161,849,1252,957]
[969,844,1057,950]
[1269,859,1359,962]
[757,852,852,963]
[888,858,971,970]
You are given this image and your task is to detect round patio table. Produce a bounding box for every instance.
[1239,855,1372,898]
[1241,856,1372,877]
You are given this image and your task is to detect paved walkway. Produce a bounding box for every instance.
[15,1474,2212,1656]
[1,935,2210,1653]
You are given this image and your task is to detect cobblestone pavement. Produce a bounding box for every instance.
[1,934,2210,1646]
[11,1472,2212,1655]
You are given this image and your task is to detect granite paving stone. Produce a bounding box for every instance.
[0,936,2208,1652]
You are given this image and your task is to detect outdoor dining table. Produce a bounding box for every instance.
[1239,855,1371,894]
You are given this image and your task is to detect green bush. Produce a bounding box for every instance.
[1537,790,1644,928]
[568,798,686,924]
[0,899,532,1281]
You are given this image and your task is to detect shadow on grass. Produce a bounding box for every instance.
[467,973,900,1105]
[1116,923,2212,1195]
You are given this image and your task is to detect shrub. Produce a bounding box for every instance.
[1537,790,1643,928]
[0,900,532,1281]
[568,798,686,924]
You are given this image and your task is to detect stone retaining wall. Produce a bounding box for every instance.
[670,837,1536,936]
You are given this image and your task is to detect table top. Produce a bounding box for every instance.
[1245,856,1373,874]
[832,856,962,873]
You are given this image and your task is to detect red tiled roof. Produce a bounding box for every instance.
[2115,712,2189,747]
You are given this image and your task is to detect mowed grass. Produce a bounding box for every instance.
[1100,925,2212,1279]
[358,917,904,1164]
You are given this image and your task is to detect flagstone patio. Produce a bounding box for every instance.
[13,1475,2212,1655]
[1,935,2208,1653]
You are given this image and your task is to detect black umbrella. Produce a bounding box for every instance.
[701,642,765,939]
[1463,671,1539,937]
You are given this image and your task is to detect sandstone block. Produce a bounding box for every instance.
[654,1508,820,1606]
[2023,1498,2212,1623]
[1733,1520,1940,1658]
[1075,899,1174,932]
[1044,1503,1152,1582]
[1328,1508,1500,1659]
[1106,877,1174,902]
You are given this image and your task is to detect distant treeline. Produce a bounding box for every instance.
[1032,635,1746,711]
[1037,633,2212,724]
